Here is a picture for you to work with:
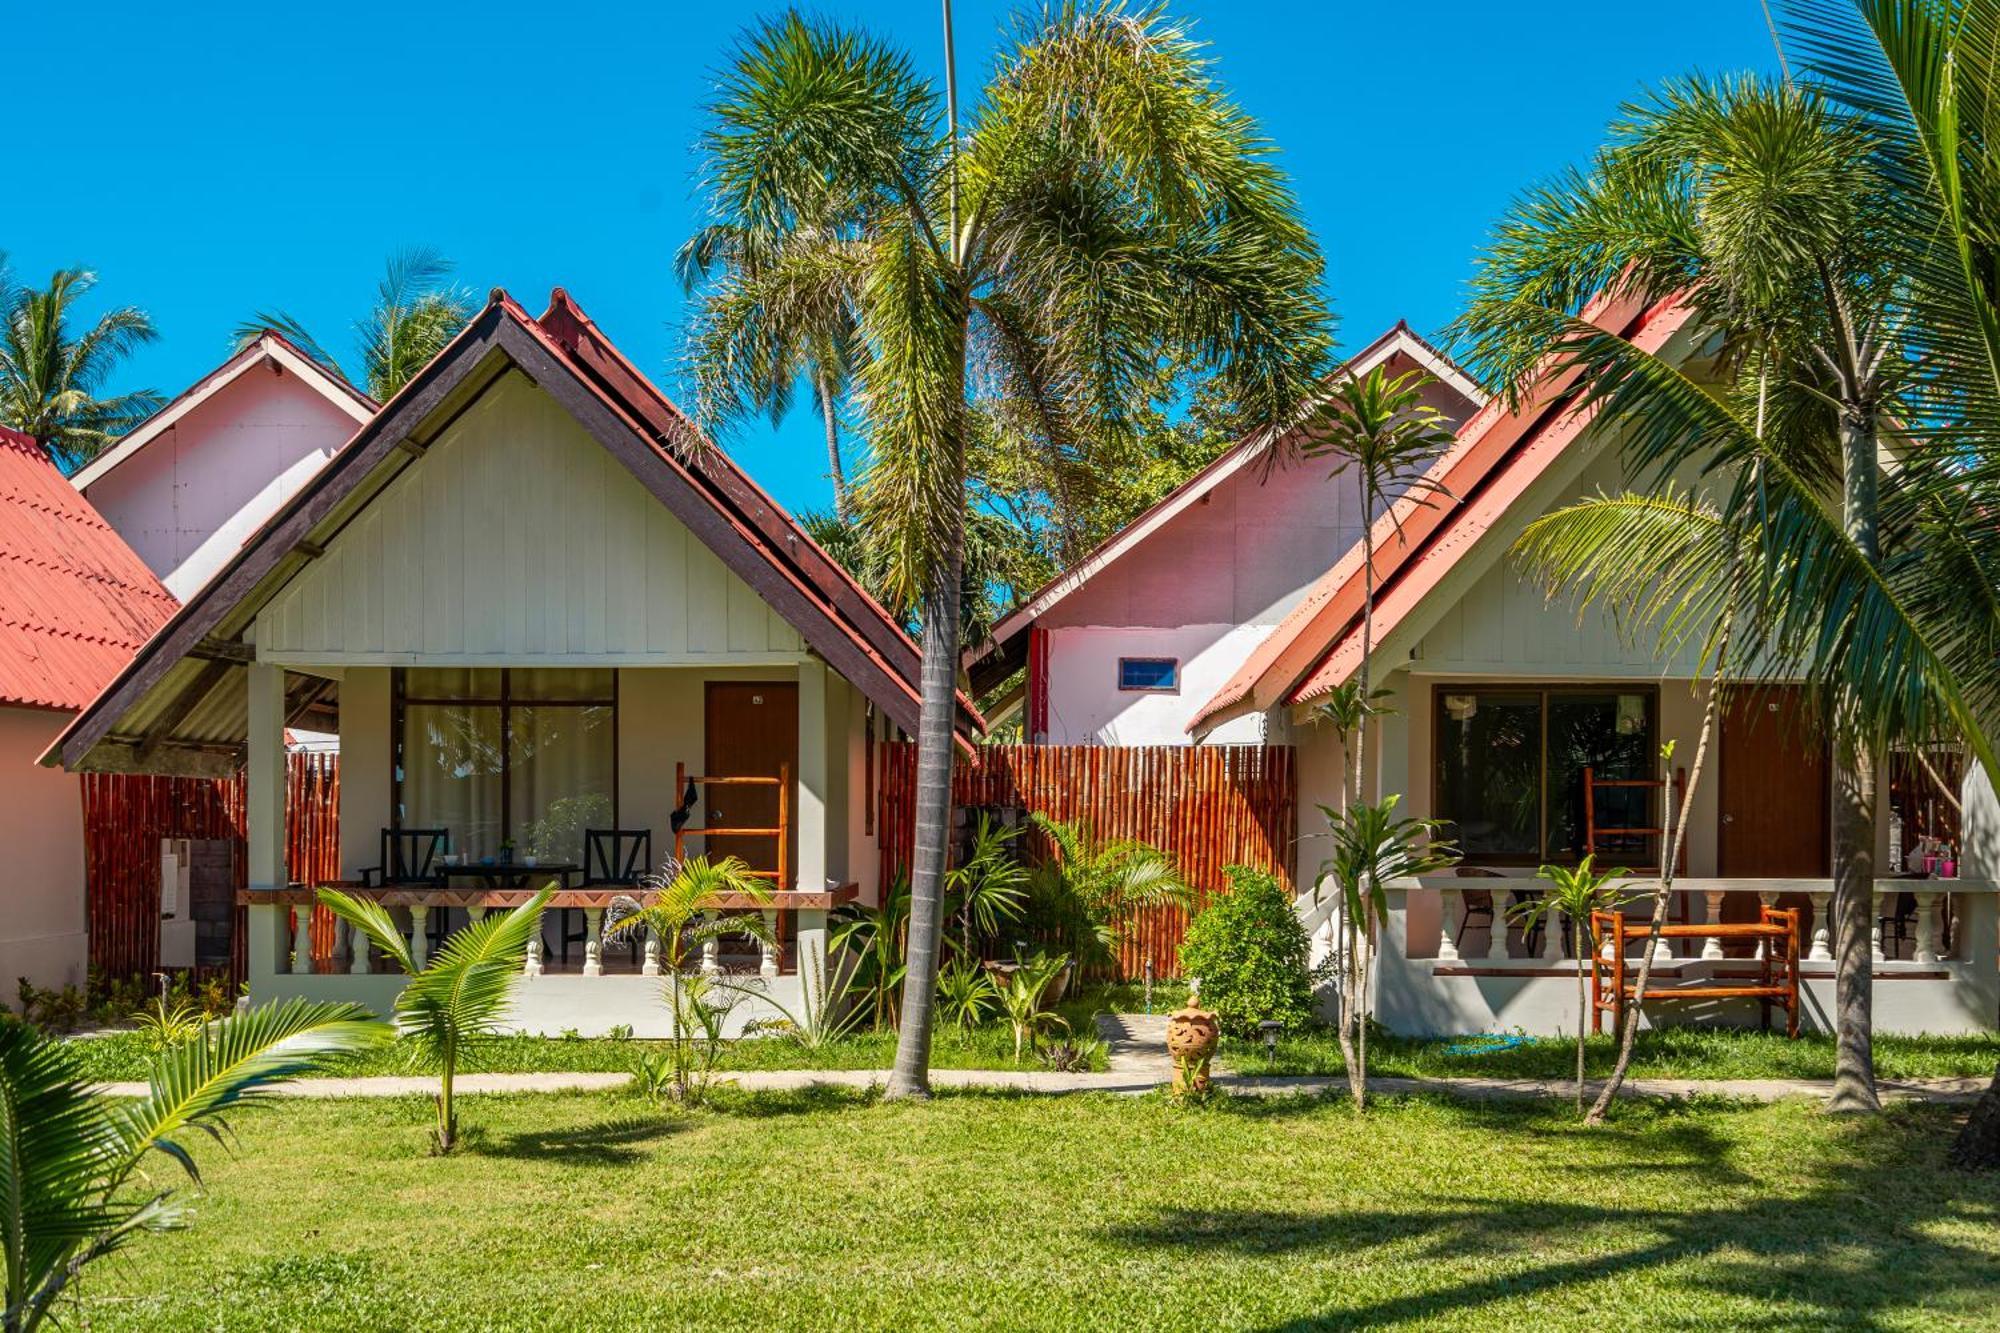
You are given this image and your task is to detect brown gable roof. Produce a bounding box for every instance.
[1188,292,1695,736]
[48,290,977,774]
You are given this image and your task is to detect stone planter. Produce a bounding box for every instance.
[1165,999,1220,1097]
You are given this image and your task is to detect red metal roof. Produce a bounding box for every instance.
[1188,293,1695,736]
[0,424,178,711]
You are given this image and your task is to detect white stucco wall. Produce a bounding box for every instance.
[0,707,87,999]
[1042,623,1272,745]
[81,366,358,599]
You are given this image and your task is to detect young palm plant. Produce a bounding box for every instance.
[0,998,386,1332]
[995,951,1071,1062]
[684,7,1333,1098]
[319,885,553,1151]
[234,247,476,401]
[603,856,776,1100]
[1451,73,2000,1115]
[1028,812,1193,974]
[0,259,160,471]
[944,813,1028,958]
[831,879,911,1032]
[1316,795,1457,1110]
[1508,855,1630,1111]
[1299,366,1456,800]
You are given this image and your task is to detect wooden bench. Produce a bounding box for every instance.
[1590,905,1801,1037]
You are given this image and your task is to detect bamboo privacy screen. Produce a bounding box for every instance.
[877,744,1296,978]
[80,753,341,984]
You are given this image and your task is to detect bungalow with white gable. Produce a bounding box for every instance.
[49,289,976,1034]
[975,293,1999,1038]
[72,331,377,600]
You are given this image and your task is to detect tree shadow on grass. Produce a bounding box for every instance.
[465,1114,687,1166]
[1106,1105,2000,1328]
[702,1082,881,1118]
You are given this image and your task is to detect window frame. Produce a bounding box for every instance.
[1429,681,1659,866]
[1116,656,1181,694]
[391,667,620,851]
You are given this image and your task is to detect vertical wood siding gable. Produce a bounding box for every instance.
[254,374,804,661]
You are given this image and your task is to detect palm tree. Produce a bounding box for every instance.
[1783,0,2000,1164]
[0,258,161,471]
[1299,366,1457,802]
[1452,72,2000,1115]
[1509,855,1630,1111]
[0,999,386,1332]
[319,886,552,1151]
[681,223,863,517]
[685,6,1332,1098]
[1316,795,1456,1109]
[603,856,775,1095]
[234,247,475,401]
[1027,812,1193,974]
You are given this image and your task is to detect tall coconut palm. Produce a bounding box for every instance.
[0,259,161,471]
[681,223,862,517]
[1452,73,2000,1115]
[234,247,475,402]
[0,999,386,1332]
[1784,0,2000,1163]
[684,6,1333,1097]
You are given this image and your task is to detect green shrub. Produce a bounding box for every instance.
[1176,866,1318,1037]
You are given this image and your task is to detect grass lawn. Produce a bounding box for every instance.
[1224,1027,2000,1082]
[70,1088,2000,1330]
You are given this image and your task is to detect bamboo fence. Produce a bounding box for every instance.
[80,753,341,985]
[877,743,1296,978]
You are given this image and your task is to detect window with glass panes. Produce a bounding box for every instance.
[1432,684,1656,864]
[392,668,617,864]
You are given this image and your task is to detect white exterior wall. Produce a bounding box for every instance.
[0,708,87,1000]
[81,366,359,599]
[1034,350,1471,746]
[255,373,805,665]
[1043,623,1272,745]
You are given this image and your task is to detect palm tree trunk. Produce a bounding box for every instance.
[1574,916,1587,1112]
[438,1048,456,1152]
[1950,1065,2000,1170]
[1831,406,1882,1113]
[1346,471,1375,1111]
[886,468,965,1100]
[820,371,850,520]
[1587,594,1734,1124]
[1829,736,1880,1112]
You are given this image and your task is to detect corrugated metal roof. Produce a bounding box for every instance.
[0,425,178,711]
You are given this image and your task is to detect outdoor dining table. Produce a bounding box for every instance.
[438,862,582,890]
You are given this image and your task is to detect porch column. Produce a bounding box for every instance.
[1756,889,1779,961]
[1541,906,1565,963]
[291,909,313,976]
[760,909,779,978]
[700,916,720,976]
[641,931,661,977]
[797,907,829,981]
[797,658,829,892]
[1485,890,1511,961]
[409,905,430,970]
[1808,891,1834,961]
[1912,890,1941,965]
[1701,891,1726,961]
[245,660,291,981]
[1437,888,1462,962]
[583,908,604,977]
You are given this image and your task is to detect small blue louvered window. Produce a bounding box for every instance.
[1117,657,1179,692]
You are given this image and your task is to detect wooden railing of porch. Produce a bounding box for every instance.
[877,743,1296,978]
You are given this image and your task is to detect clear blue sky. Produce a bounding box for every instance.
[9,1,1780,513]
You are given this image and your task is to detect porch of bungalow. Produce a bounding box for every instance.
[239,659,874,1037]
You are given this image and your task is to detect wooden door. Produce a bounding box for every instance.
[1719,687,1830,876]
[704,682,799,886]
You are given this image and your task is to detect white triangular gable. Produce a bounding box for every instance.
[256,372,805,664]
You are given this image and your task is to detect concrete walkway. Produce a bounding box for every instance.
[90,1014,1991,1104]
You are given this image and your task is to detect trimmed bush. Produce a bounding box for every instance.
[1176,865,1318,1037]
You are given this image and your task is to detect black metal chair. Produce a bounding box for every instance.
[562,830,653,964]
[1878,890,1917,959]
[360,828,448,887]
